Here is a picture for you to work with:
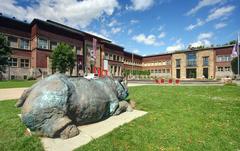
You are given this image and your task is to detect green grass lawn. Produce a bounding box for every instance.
[0,86,239,151]
[0,80,36,89]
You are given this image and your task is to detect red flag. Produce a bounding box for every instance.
[93,38,97,59]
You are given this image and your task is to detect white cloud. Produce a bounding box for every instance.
[130,19,139,24]
[133,49,140,53]
[190,40,211,47]
[0,0,119,28]
[85,30,111,41]
[186,5,235,31]
[127,29,133,35]
[111,27,121,34]
[186,0,222,16]
[108,19,118,27]
[166,39,185,52]
[215,22,227,29]
[190,32,213,47]
[198,32,213,40]
[206,5,235,21]
[158,32,166,38]
[186,19,205,31]
[132,34,164,46]
[127,0,154,11]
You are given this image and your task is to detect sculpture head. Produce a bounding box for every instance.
[115,78,129,100]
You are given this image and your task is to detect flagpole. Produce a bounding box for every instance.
[238,32,239,78]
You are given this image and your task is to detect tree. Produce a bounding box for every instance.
[229,40,237,45]
[0,33,11,77]
[231,57,240,74]
[51,43,76,75]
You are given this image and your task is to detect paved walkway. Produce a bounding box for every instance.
[0,88,27,101]
[0,84,157,101]
[40,110,147,151]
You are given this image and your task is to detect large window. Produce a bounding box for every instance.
[186,69,197,78]
[176,59,181,67]
[38,38,48,49]
[19,38,29,50]
[187,53,196,67]
[217,55,231,62]
[20,59,30,68]
[203,56,209,66]
[9,58,18,67]
[8,36,18,48]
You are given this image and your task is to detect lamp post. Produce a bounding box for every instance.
[8,57,10,80]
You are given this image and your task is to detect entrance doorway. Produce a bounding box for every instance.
[176,69,180,79]
[203,68,208,79]
[186,68,196,78]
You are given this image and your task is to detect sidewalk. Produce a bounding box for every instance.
[0,84,155,101]
[0,88,27,101]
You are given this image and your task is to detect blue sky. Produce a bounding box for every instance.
[0,0,239,56]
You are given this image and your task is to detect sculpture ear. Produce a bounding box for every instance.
[118,78,123,83]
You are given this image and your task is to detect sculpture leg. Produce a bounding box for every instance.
[22,108,79,138]
[113,101,133,115]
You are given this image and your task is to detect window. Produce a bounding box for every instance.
[38,38,48,49]
[117,56,119,61]
[203,56,209,66]
[11,75,15,80]
[217,67,223,72]
[9,58,18,67]
[155,69,158,73]
[187,53,196,67]
[19,38,29,49]
[105,53,109,59]
[217,55,231,62]
[113,55,116,61]
[225,66,230,71]
[162,69,165,73]
[176,59,181,67]
[20,59,30,68]
[166,69,170,73]
[8,36,18,48]
[50,41,57,50]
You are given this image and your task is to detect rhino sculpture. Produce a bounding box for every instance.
[16,73,132,139]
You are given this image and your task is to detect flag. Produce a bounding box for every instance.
[93,38,97,59]
[231,43,238,58]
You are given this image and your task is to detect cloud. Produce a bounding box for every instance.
[206,5,235,21]
[166,39,185,52]
[130,19,139,24]
[190,32,213,47]
[186,19,205,31]
[108,19,118,27]
[158,32,166,38]
[127,0,154,11]
[111,27,121,34]
[0,0,119,28]
[198,32,213,40]
[133,49,140,53]
[215,22,227,29]
[186,5,235,31]
[127,29,133,35]
[85,30,111,41]
[186,0,222,16]
[132,34,164,46]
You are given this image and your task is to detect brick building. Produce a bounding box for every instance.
[0,15,236,80]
